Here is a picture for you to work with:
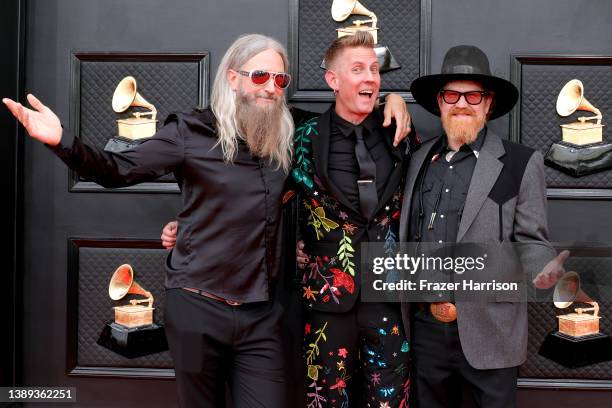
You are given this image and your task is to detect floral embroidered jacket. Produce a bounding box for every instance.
[288,106,411,313]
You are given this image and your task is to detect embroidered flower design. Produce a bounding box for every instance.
[329,378,347,393]
[371,372,381,385]
[342,222,357,235]
[303,286,318,301]
[330,268,355,294]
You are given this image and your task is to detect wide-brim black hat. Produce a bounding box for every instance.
[410,45,518,120]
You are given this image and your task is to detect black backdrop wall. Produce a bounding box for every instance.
[5,0,612,406]
[0,0,24,390]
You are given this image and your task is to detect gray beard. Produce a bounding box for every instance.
[235,90,284,158]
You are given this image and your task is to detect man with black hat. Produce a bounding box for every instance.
[398,45,566,407]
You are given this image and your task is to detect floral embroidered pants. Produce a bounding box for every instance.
[304,302,410,408]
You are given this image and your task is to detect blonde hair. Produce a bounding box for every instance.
[324,31,375,70]
[210,34,294,172]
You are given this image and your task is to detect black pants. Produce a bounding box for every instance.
[164,288,286,408]
[303,302,411,407]
[411,310,518,408]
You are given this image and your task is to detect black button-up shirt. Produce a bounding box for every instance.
[50,109,287,303]
[409,129,486,244]
[328,108,394,210]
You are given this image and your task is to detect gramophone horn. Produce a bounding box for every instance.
[331,0,375,22]
[556,79,600,117]
[108,264,151,301]
[111,76,156,116]
[553,271,598,313]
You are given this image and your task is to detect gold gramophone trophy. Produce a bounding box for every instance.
[322,0,400,73]
[554,271,600,337]
[557,79,603,145]
[97,264,168,358]
[104,76,158,153]
[539,271,612,368]
[544,79,612,177]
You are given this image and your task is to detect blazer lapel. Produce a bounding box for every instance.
[399,137,438,242]
[456,131,505,242]
[312,108,361,215]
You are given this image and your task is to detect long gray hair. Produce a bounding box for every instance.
[210,34,294,172]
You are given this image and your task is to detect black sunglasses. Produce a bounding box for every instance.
[237,70,291,89]
[439,90,489,105]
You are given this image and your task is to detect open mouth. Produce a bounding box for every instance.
[358,90,374,100]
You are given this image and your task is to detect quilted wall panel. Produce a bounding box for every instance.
[72,54,207,187]
[79,60,201,148]
[297,0,421,92]
[75,244,173,369]
[519,63,612,189]
[520,254,612,379]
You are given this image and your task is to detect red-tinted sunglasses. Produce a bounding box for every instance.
[439,90,489,105]
[238,70,292,89]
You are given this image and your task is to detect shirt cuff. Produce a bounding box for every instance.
[46,126,75,155]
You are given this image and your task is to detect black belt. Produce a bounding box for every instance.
[183,287,243,306]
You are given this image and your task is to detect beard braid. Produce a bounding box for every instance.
[441,107,487,147]
[235,89,285,159]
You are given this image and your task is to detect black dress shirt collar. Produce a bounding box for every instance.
[331,107,381,138]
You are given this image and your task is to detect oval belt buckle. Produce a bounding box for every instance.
[430,302,457,323]
[225,299,242,306]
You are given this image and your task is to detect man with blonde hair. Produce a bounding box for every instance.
[290,31,413,407]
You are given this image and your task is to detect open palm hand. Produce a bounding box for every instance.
[2,94,62,146]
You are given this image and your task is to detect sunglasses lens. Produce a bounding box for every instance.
[250,70,271,85]
[465,92,483,104]
[442,90,460,104]
[274,73,291,89]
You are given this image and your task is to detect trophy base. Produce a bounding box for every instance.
[114,305,154,328]
[561,122,604,145]
[544,141,612,177]
[557,312,600,337]
[104,136,142,153]
[373,45,401,73]
[337,26,379,44]
[538,331,612,368]
[116,117,157,140]
[97,322,168,359]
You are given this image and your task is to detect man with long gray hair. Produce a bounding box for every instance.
[4,33,409,407]
[4,33,295,407]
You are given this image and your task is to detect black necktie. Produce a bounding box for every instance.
[354,126,378,219]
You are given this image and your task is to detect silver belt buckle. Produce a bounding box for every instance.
[357,179,374,184]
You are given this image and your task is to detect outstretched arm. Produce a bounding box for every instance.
[289,93,412,147]
[4,94,183,188]
[513,150,566,292]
